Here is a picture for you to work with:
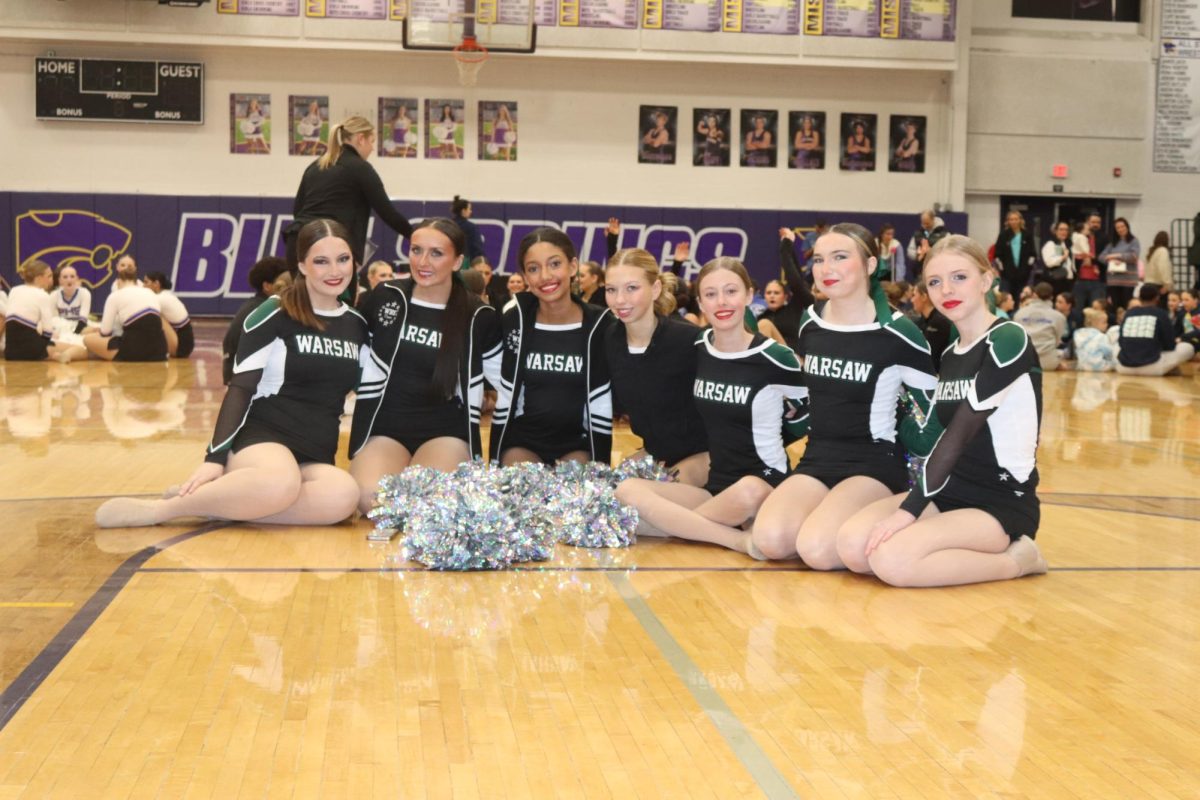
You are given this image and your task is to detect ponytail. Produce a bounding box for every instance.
[318,115,373,171]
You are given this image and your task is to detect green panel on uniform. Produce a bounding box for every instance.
[244,296,281,331]
[987,321,1029,367]
[884,312,932,353]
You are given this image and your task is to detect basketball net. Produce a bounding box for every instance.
[453,36,488,87]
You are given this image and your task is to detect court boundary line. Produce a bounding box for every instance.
[0,521,228,733]
[605,571,802,799]
[0,493,160,503]
[1041,500,1200,523]
[132,564,1200,574]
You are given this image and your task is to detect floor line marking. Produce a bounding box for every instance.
[1041,500,1200,523]
[134,563,1200,574]
[0,493,160,504]
[0,521,227,733]
[0,602,75,609]
[605,570,801,799]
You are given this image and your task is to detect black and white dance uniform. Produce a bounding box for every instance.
[98,285,168,362]
[350,279,502,459]
[50,286,92,333]
[693,330,807,495]
[4,285,57,361]
[157,289,194,357]
[900,320,1042,539]
[605,314,708,468]
[207,297,367,466]
[758,237,815,352]
[791,304,938,493]
[492,292,614,464]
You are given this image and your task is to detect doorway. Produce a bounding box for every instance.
[999,195,1117,253]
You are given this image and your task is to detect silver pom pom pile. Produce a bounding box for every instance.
[367,456,672,570]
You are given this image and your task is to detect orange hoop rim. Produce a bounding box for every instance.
[453,38,489,64]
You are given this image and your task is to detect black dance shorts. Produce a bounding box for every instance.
[231,418,334,466]
[173,321,195,358]
[932,477,1040,542]
[3,322,49,361]
[111,315,168,362]
[704,465,788,497]
[790,440,910,494]
[501,419,590,465]
[370,403,468,455]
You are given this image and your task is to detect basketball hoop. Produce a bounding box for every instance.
[453,37,489,87]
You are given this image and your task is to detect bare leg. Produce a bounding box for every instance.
[47,343,87,362]
[411,437,471,472]
[750,474,827,560]
[837,493,907,574]
[670,451,710,488]
[558,450,590,465]
[500,446,541,467]
[350,436,413,514]
[96,444,303,527]
[253,463,357,525]
[162,318,179,357]
[615,476,771,553]
[84,332,118,361]
[796,476,896,571]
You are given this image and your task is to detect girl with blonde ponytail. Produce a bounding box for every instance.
[285,115,413,282]
[602,248,710,486]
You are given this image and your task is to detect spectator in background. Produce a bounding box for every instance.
[1143,231,1174,298]
[1187,213,1200,292]
[1115,283,1196,375]
[801,219,828,271]
[996,291,1015,319]
[471,257,494,289]
[1099,217,1140,310]
[906,209,945,279]
[1014,281,1066,371]
[1040,220,1076,297]
[366,261,395,290]
[994,210,1037,295]
[1072,218,1106,310]
[878,223,907,282]
[1179,289,1200,347]
[1073,308,1117,372]
[450,195,486,263]
[459,268,487,302]
[1055,292,1082,356]
[578,261,605,305]
[143,271,195,358]
[222,256,289,384]
[910,280,952,370]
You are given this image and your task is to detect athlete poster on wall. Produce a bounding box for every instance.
[639,105,677,165]
[693,108,731,167]
[888,115,926,173]
[802,0,879,36]
[839,113,877,171]
[230,93,271,155]
[479,101,518,161]
[217,0,300,15]
[787,111,825,169]
[378,97,418,158]
[740,109,778,168]
[723,0,800,34]
[426,99,465,160]
[289,95,328,156]
[645,0,721,32]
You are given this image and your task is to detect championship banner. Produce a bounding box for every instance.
[724,0,799,34]
[645,0,721,31]
[1154,38,1200,174]
[216,0,301,15]
[1163,0,1200,38]
[880,0,954,41]
[559,0,639,28]
[1,192,966,315]
[802,0,879,37]
[304,0,396,18]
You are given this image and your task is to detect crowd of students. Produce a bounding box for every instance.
[93,214,1060,590]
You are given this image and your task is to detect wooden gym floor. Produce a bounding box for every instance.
[0,320,1197,799]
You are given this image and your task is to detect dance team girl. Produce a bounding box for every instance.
[93,219,1046,586]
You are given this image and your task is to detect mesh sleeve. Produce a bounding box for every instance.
[900,400,993,518]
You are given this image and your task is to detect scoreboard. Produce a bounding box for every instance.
[35,58,204,124]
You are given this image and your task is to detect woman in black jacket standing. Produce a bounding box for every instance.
[993,210,1038,295]
[286,115,413,274]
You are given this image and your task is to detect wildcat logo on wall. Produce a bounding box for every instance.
[14,210,133,289]
[0,192,966,315]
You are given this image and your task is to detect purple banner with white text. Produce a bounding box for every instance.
[0,192,965,315]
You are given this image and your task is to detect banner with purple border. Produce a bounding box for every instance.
[1,192,965,315]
